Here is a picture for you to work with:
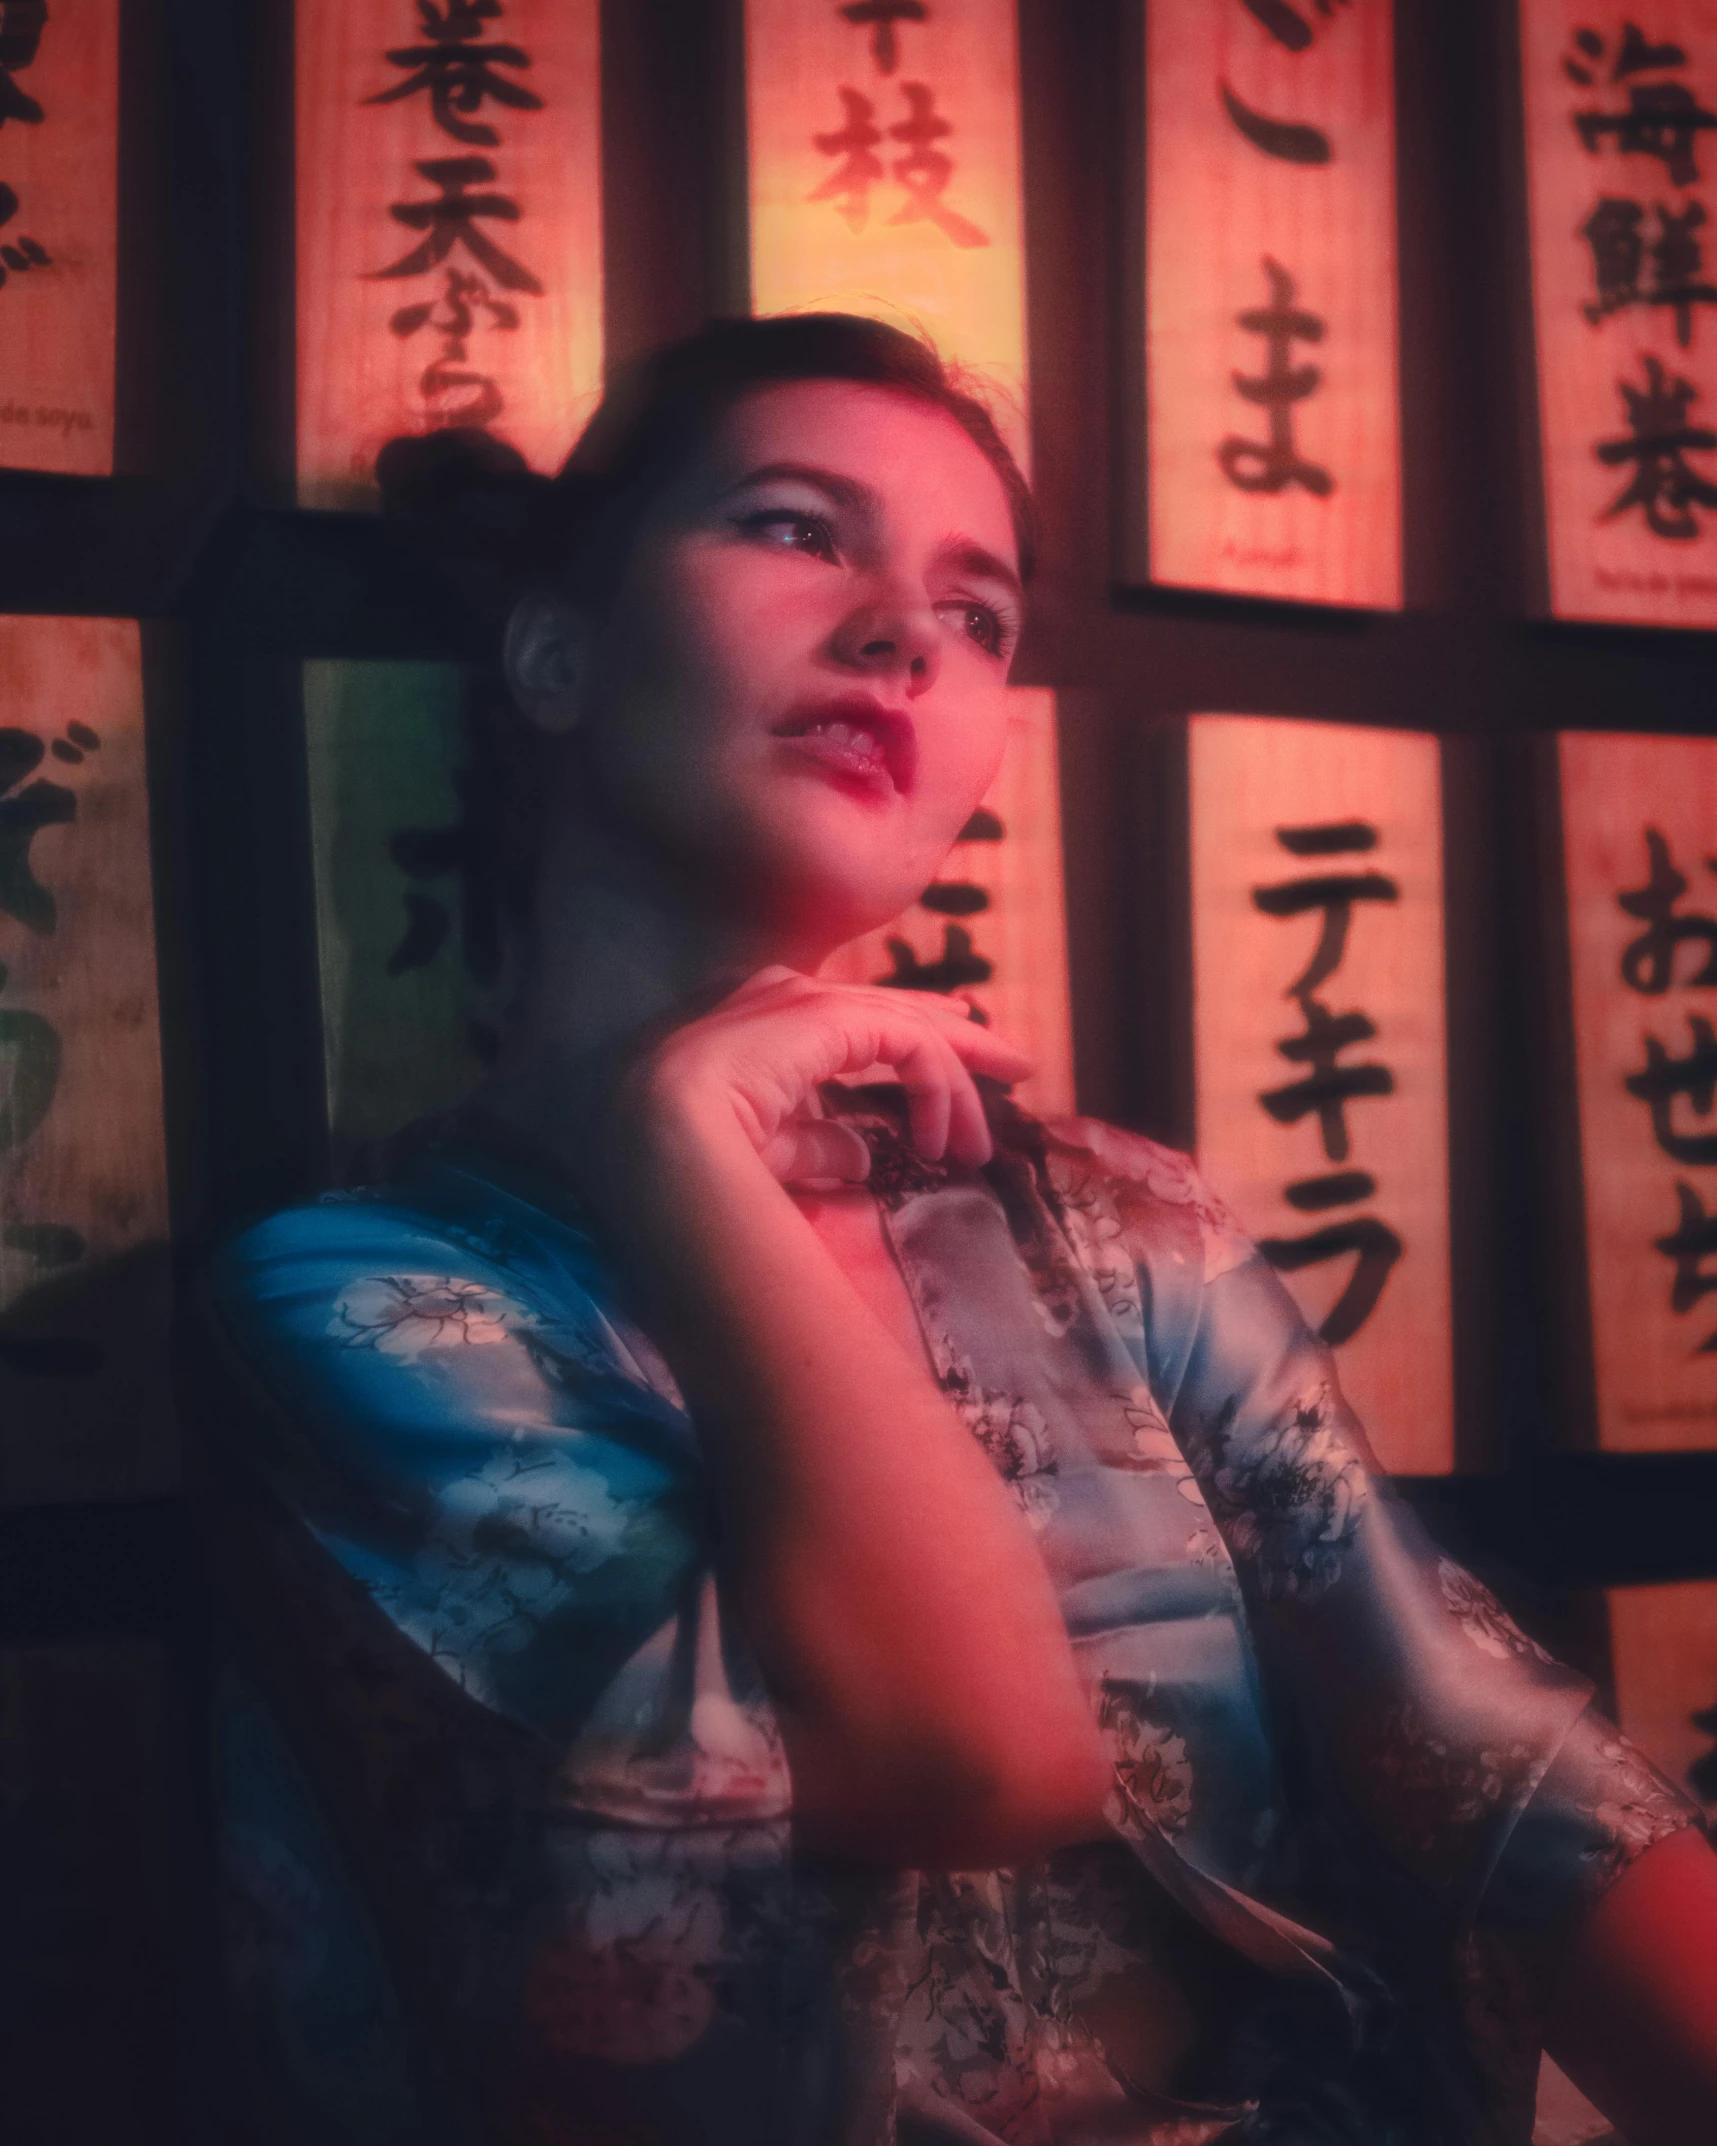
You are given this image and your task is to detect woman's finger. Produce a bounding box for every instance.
[945,1061,994,1169]
[893,1032,953,1161]
[727,963,809,1004]
[758,1117,872,1186]
[845,987,1032,1079]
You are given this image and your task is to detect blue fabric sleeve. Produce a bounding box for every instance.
[199,1191,711,1750]
[1149,1196,1697,1940]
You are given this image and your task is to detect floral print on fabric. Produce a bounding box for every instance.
[1051,1118,1255,1287]
[522,1831,750,2064]
[1370,1702,1552,1875]
[330,1274,526,1359]
[1122,1386,1232,1572]
[934,1330,1062,1531]
[1043,1142,1144,1334]
[1181,1383,1368,1604]
[1589,1733,1700,1881]
[364,1444,635,1704]
[201,1111,1702,2146]
[1437,1561,1556,1667]
[1100,1685,1195,1845]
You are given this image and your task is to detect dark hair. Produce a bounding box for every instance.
[375,312,1034,936]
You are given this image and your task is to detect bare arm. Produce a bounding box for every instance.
[599,971,1110,1868]
[1544,1822,1717,2145]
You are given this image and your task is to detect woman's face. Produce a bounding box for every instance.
[555,378,1024,957]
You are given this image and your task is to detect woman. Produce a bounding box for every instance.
[201,315,1717,2146]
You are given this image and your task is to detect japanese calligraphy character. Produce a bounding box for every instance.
[0,729,74,936]
[1241,0,1350,54]
[1253,826,1398,1163]
[389,266,520,343]
[1284,1167,1376,1209]
[1259,1000,1394,1162]
[1572,53,1717,188]
[1253,844,1398,998]
[387,268,515,428]
[372,157,543,295]
[1625,1012,1717,1164]
[0,0,46,129]
[1649,201,1717,346]
[365,0,543,148]
[1,1221,83,1265]
[1219,84,1332,167]
[417,359,504,429]
[1653,1178,1717,1345]
[1583,195,1648,319]
[887,83,988,248]
[1619,827,1717,993]
[1218,257,1334,497]
[0,182,48,289]
[1582,198,1717,347]
[874,923,993,995]
[810,87,884,234]
[386,822,465,976]
[1257,1215,1403,1346]
[918,882,989,917]
[0,994,60,1154]
[1564,23,1689,90]
[1596,353,1717,537]
[840,1,927,77]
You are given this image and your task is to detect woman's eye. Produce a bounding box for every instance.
[737,509,837,561]
[942,600,1007,657]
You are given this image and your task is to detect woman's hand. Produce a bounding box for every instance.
[567,966,1106,1866]
[619,965,1033,1190]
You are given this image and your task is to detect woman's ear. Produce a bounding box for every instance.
[503,591,590,737]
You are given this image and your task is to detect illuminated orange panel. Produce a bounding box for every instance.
[1521,3,1717,625]
[820,690,1074,1119]
[0,618,171,1502]
[745,0,1029,463]
[1608,1581,1717,1811]
[1189,715,1451,1474]
[296,0,603,509]
[1144,0,1400,608]
[0,5,118,475]
[1561,733,1717,1449]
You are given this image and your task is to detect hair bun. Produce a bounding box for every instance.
[374,427,567,630]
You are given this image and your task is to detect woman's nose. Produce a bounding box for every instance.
[830,595,941,695]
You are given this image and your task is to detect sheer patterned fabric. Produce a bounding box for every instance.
[201,1100,1695,2145]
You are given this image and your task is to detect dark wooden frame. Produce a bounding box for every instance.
[2,4,1715,2135]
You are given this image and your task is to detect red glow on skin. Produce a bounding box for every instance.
[772,688,919,799]
[1546,1824,1717,2143]
[563,380,1022,964]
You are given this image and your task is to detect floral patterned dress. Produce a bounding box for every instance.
[197,1098,1696,2146]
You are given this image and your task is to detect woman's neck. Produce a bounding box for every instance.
[468,821,825,1166]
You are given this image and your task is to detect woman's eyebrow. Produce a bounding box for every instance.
[721,460,881,514]
[939,539,1023,605]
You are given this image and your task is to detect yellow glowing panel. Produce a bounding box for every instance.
[745,0,1029,462]
[296,0,603,509]
[1521,3,1717,624]
[821,689,1074,1119]
[1189,715,1451,1474]
[1145,0,1400,608]
[1561,733,1717,1449]
[0,618,171,1503]
[0,4,118,475]
[1608,1581,1717,1810]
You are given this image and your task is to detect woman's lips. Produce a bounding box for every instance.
[772,695,917,797]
